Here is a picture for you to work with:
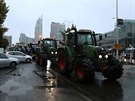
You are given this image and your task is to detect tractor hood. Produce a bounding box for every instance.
[48,47,57,53]
[82,45,99,61]
[95,46,107,55]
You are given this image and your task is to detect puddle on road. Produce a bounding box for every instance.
[35,60,69,88]
[35,69,68,88]
[36,70,72,100]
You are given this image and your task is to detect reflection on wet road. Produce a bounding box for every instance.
[0,61,135,101]
[0,62,90,101]
[58,65,135,101]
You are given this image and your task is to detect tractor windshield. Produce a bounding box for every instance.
[77,34,94,45]
[44,40,56,47]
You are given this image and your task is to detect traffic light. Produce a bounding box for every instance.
[117,19,123,26]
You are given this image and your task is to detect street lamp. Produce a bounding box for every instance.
[53,36,56,39]
[39,35,42,40]
[116,0,119,60]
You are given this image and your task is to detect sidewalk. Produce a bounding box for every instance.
[122,64,135,76]
[123,64,135,69]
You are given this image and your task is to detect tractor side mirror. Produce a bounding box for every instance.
[59,41,64,45]
[59,41,62,44]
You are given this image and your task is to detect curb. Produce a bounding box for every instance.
[49,68,93,101]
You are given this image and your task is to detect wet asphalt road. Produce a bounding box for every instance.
[0,61,135,101]
[0,61,91,101]
[52,64,135,101]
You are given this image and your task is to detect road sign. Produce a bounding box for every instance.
[114,43,122,49]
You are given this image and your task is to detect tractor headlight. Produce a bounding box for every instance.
[132,59,135,63]
[55,52,57,54]
[51,52,54,54]
[124,58,127,62]
[99,55,102,58]
[105,55,108,58]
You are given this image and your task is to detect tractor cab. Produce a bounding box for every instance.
[64,28,96,46]
[41,38,57,54]
[42,38,57,48]
[63,27,98,59]
[76,29,96,46]
[75,30,97,55]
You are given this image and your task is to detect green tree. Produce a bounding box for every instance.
[0,37,9,49]
[0,0,9,48]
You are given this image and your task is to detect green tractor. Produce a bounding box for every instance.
[29,42,47,69]
[39,38,58,66]
[57,25,123,81]
[30,38,57,69]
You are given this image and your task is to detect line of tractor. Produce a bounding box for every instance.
[30,24,123,82]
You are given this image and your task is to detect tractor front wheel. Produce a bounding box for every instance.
[102,59,123,81]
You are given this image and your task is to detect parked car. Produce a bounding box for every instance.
[0,52,19,68]
[6,51,32,63]
[125,48,135,59]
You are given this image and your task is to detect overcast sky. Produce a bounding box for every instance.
[4,0,135,44]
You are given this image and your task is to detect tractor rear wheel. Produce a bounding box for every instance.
[35,54,40,65]
[40,58,43,66]
[40,55,47,70]
[58,50,73,75]
[75,58,95,82]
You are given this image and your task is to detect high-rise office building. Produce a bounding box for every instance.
[19,33,34,45]
[118,19,135,48]
[35,16,43,43]
[98,19,135,49]
[19,33,27,44]
[50,22,65,41]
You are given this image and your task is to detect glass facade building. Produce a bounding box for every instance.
[118,19,135,48]
[99,19,135,49]
[35,16,43,43]
[50,22,65,41]
[19,33,34,45]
